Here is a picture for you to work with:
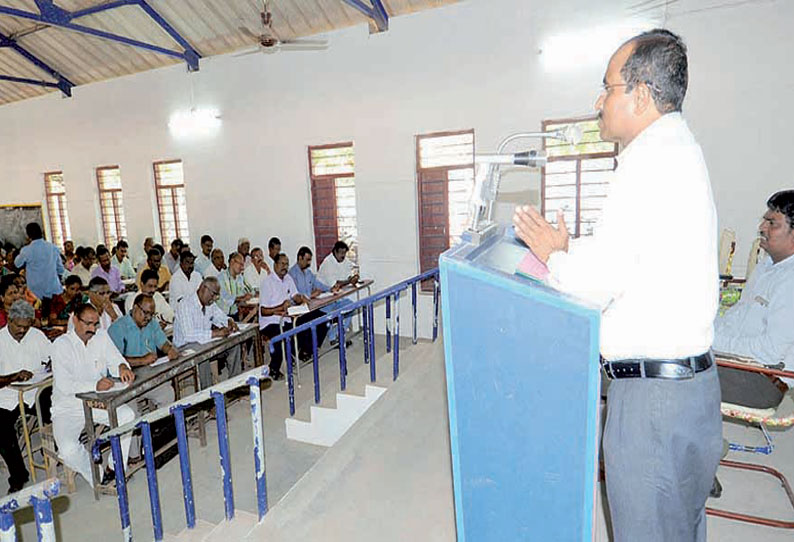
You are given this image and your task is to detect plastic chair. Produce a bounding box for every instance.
[706,353,794,529]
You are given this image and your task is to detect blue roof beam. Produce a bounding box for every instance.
[340,0,389,33]
[0,30,73,96]
[0,1,201,71]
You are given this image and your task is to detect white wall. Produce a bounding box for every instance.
[1,0,792,335]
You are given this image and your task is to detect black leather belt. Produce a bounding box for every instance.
[603,352,713,380]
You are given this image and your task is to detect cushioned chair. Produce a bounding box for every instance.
[706,353,794,529]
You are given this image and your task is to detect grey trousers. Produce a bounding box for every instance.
[718,366,784,409]
[603,363,722,542]
[193,344,242,389]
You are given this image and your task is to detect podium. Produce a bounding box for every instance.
[439,228,601,541]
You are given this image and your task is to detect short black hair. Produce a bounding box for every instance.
[275,253,288,265]
[153,244,165,256]
[333,241,349,253]
[621,28,688,113]
[147,248,161,259]
[141,269,159,284]
[64,275,83,288]
[0,274,19,297]
[133,293,154,308]
[83,246,96,257]
[200,235,213,245]
[96,246,110,258]
[297,246,312,259]
[74,303,98,319]
[75,246,86,258]
[180,251,195,262]
[767,190,794,229]
[116,240,128,249]
[88,276,109,291]
[171,238,183,248]
[25,222,43,240]
[268,237,281,250]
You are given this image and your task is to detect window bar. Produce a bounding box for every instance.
[170,187,180,241]
[109,435,132,542]
[140,421,164,542]
[172,405,196,529]
[211,391,235,521]
[393,291,400,381]
[248,376,268,520]
[311,326,320,404]
[575,159,582,238]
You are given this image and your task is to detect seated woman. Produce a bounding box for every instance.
[0,274,24,328]
[48,275,85,327]
[12,274,42,325]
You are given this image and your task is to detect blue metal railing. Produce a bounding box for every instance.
[0,478,60,542]
[92,366,271,542]
[269,269,441,416]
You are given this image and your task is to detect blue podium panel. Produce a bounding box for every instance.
[440,235,601,542]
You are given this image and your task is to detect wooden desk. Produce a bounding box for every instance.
[10,374,53,482]
[76,324,263,498]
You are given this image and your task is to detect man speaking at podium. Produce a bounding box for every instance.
[514,30,721,542]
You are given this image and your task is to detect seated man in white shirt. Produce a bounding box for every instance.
[135,237,154,273]
[125,269,174,325]
[260,253,311,380]
[194,235,213,277]
[52,304,136,485]
[169,251,202,309]
[68,246,97,287]
[0,301,53,492]
[267,237,281,265]
[714,190,794,408]
[173,277,240,387]
[204,248,226,279]
[68,277,121,332]
[244,247,270,292]
[317,241,359,343]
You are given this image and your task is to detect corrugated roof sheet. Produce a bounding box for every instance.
[0,0,458,105]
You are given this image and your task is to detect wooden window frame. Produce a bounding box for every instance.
[96,165,126,247]
[416,129,474,291]
[541,117,618,238]
[153,159,190,247]
[44,171,70,247]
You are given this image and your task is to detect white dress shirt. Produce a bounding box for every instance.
[0,327,52,410]
[173,293,230,347]
[169,269,202,309]
[546,113,718,360]
[317,255,354,288]
[68,264,97,287]
[259,272,299,329]
[51,329,128,414]
[204,265,223,279]
[163,251,180,274]
[244,264,268,292]
[124,291,174,324]
[713,254,794,367]
[195,252,212,277]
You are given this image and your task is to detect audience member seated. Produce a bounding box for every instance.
[317,241,359,344]
[11,275,42,326]
[14,222,64,315]
[0,275,24,328]
[49,275,85,327]
[714,190,794,408]
[204,248,226,279]
[217,253,253,320]
[69,246,96,286]
[62,240,76,272]
[125,269,174,325]
[69,277,120,332]
[111,240,136,280]
[169,251,201,309]
[52,304,135,485]
[135,237,154,272]
[91,246,124,294]
[195,235,214,277]
[267,237,281,265]
[135,248,171,292]
[260,253,314,379]
[163,239,183,275]
[244,247,270,292]
[0,301,54,492]
[109,294,178,408]
[238,238,252,267]
[173,277,240,387]
[287,247,332,356]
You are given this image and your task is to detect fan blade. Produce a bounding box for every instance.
[233,46,264,57]
[238,26,260,40]
[280,38,329,51]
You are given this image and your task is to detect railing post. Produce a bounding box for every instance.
[285,338,296,416]
[248,376,269,521]
[141,421,164,542]
[385,295,392,353]
[393,291,400,381]
[172,405,196,529]
[0,510,16,542]
[212,391,235,521]
[110,435,132,542]
[368,303,376,382]
[311,326,320,404]
[412,282,418,345]
[30,496,55,542]
[362,302,370,365]
[338,314,347,391]
[433,277,440,342]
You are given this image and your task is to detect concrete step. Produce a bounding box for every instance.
[163,519,215,542]
[203,510,260,542]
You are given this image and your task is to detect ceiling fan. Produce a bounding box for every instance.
[236,0,328,55]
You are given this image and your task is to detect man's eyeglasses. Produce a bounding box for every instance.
[600,82,629,95]
[78,318,100,328]
[134,305,155,318]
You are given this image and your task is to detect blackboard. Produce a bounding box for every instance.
[0,204,45,249]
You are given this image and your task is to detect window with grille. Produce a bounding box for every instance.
[541,118,618,237]
[416,130,474,284]
[153,160,190,246]
[44,171,71,248]
[96,166,128,247]
[308,142,358,264]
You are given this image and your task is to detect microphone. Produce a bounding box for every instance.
[475,149,547,167]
